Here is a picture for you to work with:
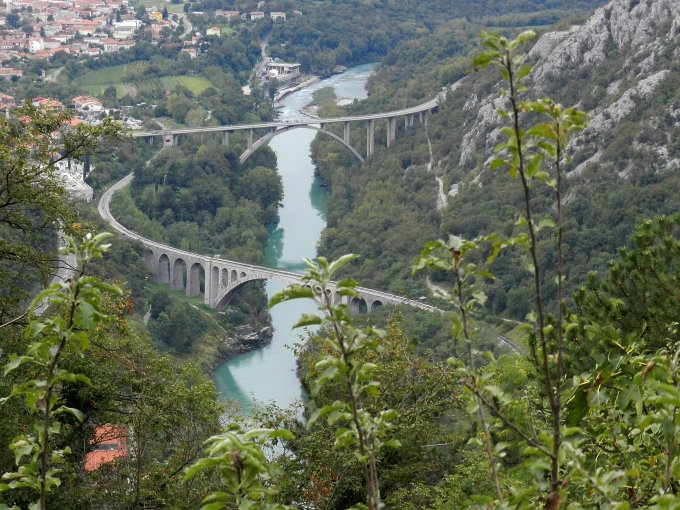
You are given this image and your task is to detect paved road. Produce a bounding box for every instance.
[131,96,440,138]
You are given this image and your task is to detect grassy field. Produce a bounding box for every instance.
[76,62,216,98]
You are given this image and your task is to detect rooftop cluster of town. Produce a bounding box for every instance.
[0,0,294,75]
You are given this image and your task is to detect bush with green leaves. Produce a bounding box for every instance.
[269,254,400,510]
[0,233,121,510]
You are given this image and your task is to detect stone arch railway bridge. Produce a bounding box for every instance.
[131,96,440,164]
[99,174,440,314]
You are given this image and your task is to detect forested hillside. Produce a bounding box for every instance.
[6,0,680,508]
[197,0,610,76]
[312,0,680,321]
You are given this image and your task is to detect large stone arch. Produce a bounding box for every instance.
[171,258,186,291]
[240,125,364,164]
[212,275,266,312]
[187,261,205,297]
[158,253,170,284]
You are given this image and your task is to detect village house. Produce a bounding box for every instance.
[270,11,286,21]
[180,47,197,58]
[0,93,15,109]
[72,95,103,111]
[215,10,239,19]
[249,11,265,20]
[0,51,16,64]
[35,47,70,59]
[84,424,128,471]
[102,38,134,52]
[206,26,220,36]
[28,37,63,53]
[111,24,135,40]
[32,96,64,109]
[0,38,26,51]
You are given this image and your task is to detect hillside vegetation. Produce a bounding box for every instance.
[6,0,680,507]
[311,0,680,323]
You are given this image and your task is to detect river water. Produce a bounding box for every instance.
[213,64,377,413]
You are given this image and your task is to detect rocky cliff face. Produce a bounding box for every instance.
[532,0,680,86]
[453,0,680,178]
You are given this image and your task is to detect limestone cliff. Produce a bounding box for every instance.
[453,0,680,178]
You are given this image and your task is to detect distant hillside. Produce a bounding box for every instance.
[264,0,610,75]
[312,0,680,320]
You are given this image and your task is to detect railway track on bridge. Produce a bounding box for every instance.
[98,174,441,313]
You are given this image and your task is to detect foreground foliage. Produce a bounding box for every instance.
[0,233,121,510]
[0,104,122,323]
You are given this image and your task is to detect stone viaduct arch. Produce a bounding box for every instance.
[99,174,438,313]
[145,242,404,313]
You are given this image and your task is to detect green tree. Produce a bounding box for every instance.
[0,104,123,323]
[184,425,293,510]
[270,255,399,510]
[276,316,464,509]
[6,13,19,29]
[0,233,121,510]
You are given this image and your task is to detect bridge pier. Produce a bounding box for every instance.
[132,97,440,164]
[147,136,154,145]
[386,117,396,147]
[171,259,184,291]
[366,119,374,157]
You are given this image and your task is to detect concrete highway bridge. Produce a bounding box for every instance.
[131,97,440,164]
[99,174,439,314]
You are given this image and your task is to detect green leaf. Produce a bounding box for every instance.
[4,356,31,375]
[292,314,322,328]
[328,254,359,276]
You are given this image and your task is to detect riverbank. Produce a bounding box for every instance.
[273,75,319,106]
[210,324,273,371]
[214,64,376,411]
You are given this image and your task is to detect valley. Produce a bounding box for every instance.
[1,0,680,507]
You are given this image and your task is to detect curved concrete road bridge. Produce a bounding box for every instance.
[132,96,440,164]
[99,174,439,314]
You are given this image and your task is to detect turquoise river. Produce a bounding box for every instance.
[213,63,377,413]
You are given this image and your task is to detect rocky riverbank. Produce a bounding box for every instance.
[211,324,273,371]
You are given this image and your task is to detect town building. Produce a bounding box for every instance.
[85,425,128,471]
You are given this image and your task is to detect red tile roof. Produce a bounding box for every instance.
[85,424,128,471]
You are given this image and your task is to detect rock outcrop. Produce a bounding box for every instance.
[454,0,680,177]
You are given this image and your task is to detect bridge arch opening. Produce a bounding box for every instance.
[370,300,384,311]
[157,253,171,284]
[213,279,266,313]
[171,258,187,291]
[349,296,368,315]
[188,262,205,297]
[241,125,364,164]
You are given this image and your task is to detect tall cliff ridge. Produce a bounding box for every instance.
[453,0,680,179]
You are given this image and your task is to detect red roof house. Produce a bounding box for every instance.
[85,424,128,471]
